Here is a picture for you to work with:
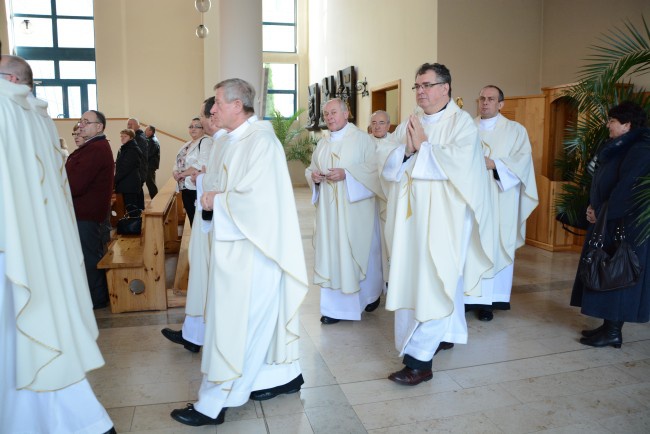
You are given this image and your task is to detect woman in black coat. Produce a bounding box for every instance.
[115,128,144,214]
[571,101,650,348]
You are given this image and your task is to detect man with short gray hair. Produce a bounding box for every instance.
[170,78,308,427]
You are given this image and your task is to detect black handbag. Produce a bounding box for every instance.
[116,206,142,235]
[578,202,641,291]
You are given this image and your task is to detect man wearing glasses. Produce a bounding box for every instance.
[378,63,495,385]
[66,110,115,310]
[464,85,538,322]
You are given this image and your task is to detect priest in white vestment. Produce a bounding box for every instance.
[0,53,114,434]
[464,85,539,321]
[161,97,225,353]
[306,98,385,324]
[370,110,393,283]
[378,63,495,386]
[170,78,308,427]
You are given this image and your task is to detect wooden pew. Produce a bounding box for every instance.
[98,178,186,313]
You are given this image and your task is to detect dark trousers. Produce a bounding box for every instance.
[122,192,140,215]
[146,171,158,199]
[76,220,109,308]
[181,188,197,227]
[137,186,145,211]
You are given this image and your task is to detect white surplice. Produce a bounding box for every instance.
[195,119,308,418]
[464,114,539,306]
[306,123,385,320]
[378,100,495,361]
[0,79,112,432]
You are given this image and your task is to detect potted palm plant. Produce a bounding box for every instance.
[269,108,316,166]
[556,16,650,242]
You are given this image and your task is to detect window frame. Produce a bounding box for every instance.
[10,1,96,119]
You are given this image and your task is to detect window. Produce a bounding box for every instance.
[262,0,296,53]
[264,63,296,118]
[262,0,298,118]
[9,0,96,118]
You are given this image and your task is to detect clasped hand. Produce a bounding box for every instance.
[406,115,426,156]
[311,168,346,183]
[201,191,221,211]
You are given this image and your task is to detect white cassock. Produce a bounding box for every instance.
[194,118,308,418]
[372,133,393,283]
[464,114,538,308]
[182,129,228,346]
[378,99,495,362]
[306,123,385,321]
[0,80,112,433]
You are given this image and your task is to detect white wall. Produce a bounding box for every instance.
[308,0,439,131]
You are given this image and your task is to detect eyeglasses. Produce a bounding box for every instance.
[71,132,80,137]
[188,125,203,129]
[372,121,388,126]
[79,119,101,126]
[411,82,446,91]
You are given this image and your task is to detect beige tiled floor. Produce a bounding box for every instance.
[90,187,650,434]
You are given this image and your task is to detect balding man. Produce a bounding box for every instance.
[0,49,116,434]
[464,85,538,321]
[0,54,34,88]
[170,79,308,426]
[306,98,385,325]
[370,110,392,141]
[66,109,115,309]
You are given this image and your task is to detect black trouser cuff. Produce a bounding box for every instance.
[403,353,432,370]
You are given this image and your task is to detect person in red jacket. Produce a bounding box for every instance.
[65,110,115,309]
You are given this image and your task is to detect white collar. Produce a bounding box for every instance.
[421,109,445,125]
[479,114,500,131]
[227,115,258,142]
[329,122,350,142]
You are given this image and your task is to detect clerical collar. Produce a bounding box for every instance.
[227,115,258,142]
[329,122,350,142]
[420,102,449,125]
[479,114,500,131]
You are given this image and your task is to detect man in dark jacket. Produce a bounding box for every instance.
[145,125,161,199]
[66,110,115,309]
[127,118,148,208]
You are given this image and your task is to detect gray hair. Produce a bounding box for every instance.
[325,98,348,113]
[214,78,255,114]
[371,110,390,124]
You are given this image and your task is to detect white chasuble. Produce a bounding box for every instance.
[480,114,538,256]
[378,99,495,322]
[0,79,105,392]
[305,123,383,295]
[465,114,538,306]
[200,120,308,385]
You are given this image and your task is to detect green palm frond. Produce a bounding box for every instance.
[269,108,315,165]
[556,16,650,233]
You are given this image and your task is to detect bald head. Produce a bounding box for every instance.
[127,118,140,131]
[0,55,34,88]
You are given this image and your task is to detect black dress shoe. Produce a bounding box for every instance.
[103,428,117,434]
[170,403,226,426]
[435,341,454,355]
[250,374,304,401]
[478,309,494,321]
[579,320,623,348]
[320,315,340,325]
[161,328,201,353]
[388,366,433,386]
[365,296,381,312]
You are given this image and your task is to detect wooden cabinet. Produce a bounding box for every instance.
[499,85,585,252]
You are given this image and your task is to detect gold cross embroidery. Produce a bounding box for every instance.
[402,172,414,220]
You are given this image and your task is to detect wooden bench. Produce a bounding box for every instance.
[98,177,188,313]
